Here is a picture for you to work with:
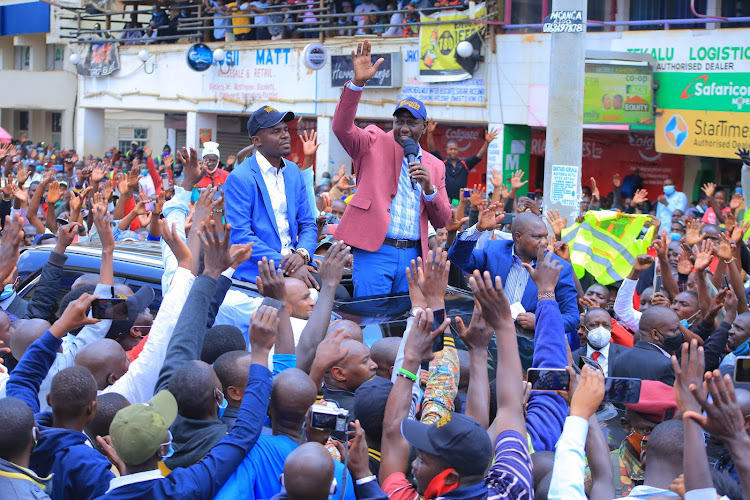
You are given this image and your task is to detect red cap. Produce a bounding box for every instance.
[624,380,677,423]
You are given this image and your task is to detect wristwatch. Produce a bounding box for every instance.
[295,248,310,265]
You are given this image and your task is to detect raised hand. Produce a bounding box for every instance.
[249,305,279,362]
[691,239,713,272]
[90,162,107,183]
[426,120,438,134]
[716,232,733,261]
[488,169,503,189]
[49,293,100,338]
[256,256,286,301]
[193,187,222,228]
[569,366,605,419]
[671,340,705,415]
[631,188,649,207]
[159,219,192,271]
[725,210,738,237]
[299,129,321,157]
[546,209,568,238]
[455,305,493,351]
[403,308,451,363]
[143,145,152,158]
[701,182,716,198]
[553,240,570,262]
[677,250,694,275]
[417,249,450,310]
[736,148,750,167]
[177,147,201,188]
[16,166,31,185]
[510,170,528,190]
[485,128,498,143]
[633,254,655,272]
[650,291,671,307]
[469,184,485,207]
[314,240,352,289]
[0,214,24,284]
[476,202,506,232]
[199,220,234,279]
[335,173,356,192]
[351,40,385,87]
[406,259,427,310]
[684,370,747,442]
[590,177,600,201]
[312,327,351,374]
[731,221,749,244]
[10,185,28,204]
[56,222,81,252]
[730,193,744,210]
[163,154,174,169]
[685,219,705,247]
[469,270,512,329]
[46,180,62,204]
[522,246,562,294]
[445,208,469,232]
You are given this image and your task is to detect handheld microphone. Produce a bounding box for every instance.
[402,138,419,190]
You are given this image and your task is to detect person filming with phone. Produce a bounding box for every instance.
[331,40,452,297]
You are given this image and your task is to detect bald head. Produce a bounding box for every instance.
[511,211,546,234]
[270,368,317,428]
[75,339,130,390]
[0,397,36,462]
[511,212,548,260]
[9,319,52,361]
[638,305,679,338]
[370,337,400,379]
[735,389,750,434]
[285,278,315,320]
[71,273,100,290]
[283,442,335,500]
[327,319,363,343]
[328,339,377,392]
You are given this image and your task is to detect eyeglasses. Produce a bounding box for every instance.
[160,430,173,448]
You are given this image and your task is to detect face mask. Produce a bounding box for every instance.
[661,330,684,355]
[680,311,700,329]
[587,325,611,350]
[140,169,149,177]
[663,185,676,196]
[161,431,174,460]
[35,165,44,172]
[736,188,743,195]
[422,468,458,500]
[670,232,682,241]
[191,188,200,203]
[0,284,15,301]
[626,429,648,458]
[218,395,228,419]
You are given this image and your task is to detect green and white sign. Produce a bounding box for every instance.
[656,72,750,112]
[583,64,653,124]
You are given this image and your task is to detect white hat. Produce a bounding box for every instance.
[201,141,220,159]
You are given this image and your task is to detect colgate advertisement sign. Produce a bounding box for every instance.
[529,131,684,198]
[422,125,488,187]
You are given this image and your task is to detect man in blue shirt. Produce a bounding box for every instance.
[655,178,687,229]
[215,368,356,500]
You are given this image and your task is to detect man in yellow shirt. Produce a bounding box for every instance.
[226,1,251,40]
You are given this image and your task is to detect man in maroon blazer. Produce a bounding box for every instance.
[332,41,452,297]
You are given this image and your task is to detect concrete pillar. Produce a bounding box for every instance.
[30,110,47,145]
[75,107,105,155]
[61,110,74,150]
[167,128,177,155]
[186,111,217,150]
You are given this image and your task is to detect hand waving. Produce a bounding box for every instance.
[522,246,562,294]
[351,40,384,87]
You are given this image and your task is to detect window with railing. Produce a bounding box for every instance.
[630,0,706,30]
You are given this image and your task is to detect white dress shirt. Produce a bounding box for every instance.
[614,278,641,332]
[256,151,292,255]
[548,415,589,500]
[586,342,610,377]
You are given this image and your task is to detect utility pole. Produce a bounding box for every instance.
[542,0,587,226]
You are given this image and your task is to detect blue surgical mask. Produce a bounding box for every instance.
[670,232,682,241]
[218,395,228,419]
[35,165,44,172]
[664,185,676,196]
[680,311,700,329]
[191,188,200,203]
[161,431,174,460]
[0,284,15,300]
[140,169,149,177]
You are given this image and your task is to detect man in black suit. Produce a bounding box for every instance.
[610,305,682,386]
[572,308,629,377]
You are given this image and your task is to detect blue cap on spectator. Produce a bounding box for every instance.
[393,97,427,121]
[247,106,295,137]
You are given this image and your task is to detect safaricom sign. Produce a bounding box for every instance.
[657,72,750,112]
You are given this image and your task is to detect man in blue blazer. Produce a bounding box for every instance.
[447,210,580,346]
[224,106,317,285]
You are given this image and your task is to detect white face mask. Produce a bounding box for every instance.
[587,325,611,350]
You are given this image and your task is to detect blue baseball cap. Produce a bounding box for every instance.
[247,106,295,137]
[393,97,427,121]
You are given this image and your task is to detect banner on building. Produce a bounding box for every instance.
[654,72,750,113]
[419,3,486,82]
[655,109,750,159]
[77,40,120,77]
[583,63,653,125]
[561,211,655,285]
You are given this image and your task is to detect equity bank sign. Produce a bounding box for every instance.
[655,109,750,159]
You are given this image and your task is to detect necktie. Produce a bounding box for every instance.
[592,351,601,363]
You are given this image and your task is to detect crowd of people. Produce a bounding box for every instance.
[1,40,750,500]
[116,0,472,44]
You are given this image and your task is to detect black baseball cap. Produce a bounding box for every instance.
[107,285,155,342]
[247,106,295,137]
[353,376,393,437]
[401,412,492,475]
